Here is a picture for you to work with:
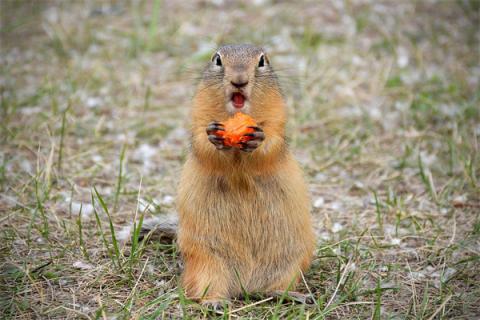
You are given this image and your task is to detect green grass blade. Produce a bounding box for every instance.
[94,186,122,267]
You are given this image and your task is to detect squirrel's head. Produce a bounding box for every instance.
[200,44,280,115]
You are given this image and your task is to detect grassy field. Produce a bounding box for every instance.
[1,1,479,319]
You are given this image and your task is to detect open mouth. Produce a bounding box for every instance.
[231,92,246,108]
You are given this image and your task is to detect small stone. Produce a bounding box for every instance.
[390,238,401,245]
[73,261,94,270]
[313,197,324,208]
[161,195,174,206]
[332,222,343,233]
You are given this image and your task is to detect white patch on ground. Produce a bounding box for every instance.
[379,266,389,273]
[452,194,467,206]
[332,222,343,233]
[347,262,356,272]
[137,198,162,213]
[396,46,409,68]
[2,195,17,210]
[319,232,331,241]
[92,155,103,162]
[409,271,426,281]
[116,226,132,243]
[314,172,328,182]
[313,197,325,208]
[179,21,200,36]
[161,195,174,206]
[383,224,395,235]
[419,151,437,166]
[159,127,189,153]
[394,101,409,111]
[138,198,152,213]
[195,41,217,57]
[390,238,401,245]
[20,107,42,115]
[351,55,364,66]
[73,261,94,270]
[474,124,480,136]
[438,103,459,117]
[70,202,94,218]
[43,7,59,23]
[353,181,365,190]
[328,201,342,211]
[431,268,457,289]
[145,263,155,275]
[133,143,157,172]
[271,28,296,53]
[86,97,102,108]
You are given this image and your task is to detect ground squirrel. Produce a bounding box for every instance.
[122,44,316,305]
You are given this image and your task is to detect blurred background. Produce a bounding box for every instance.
[1,1,479,318]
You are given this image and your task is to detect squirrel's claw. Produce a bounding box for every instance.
[243,131,265,141]
[240,140,260,152]
[207,121,231,150]
[208,135,231,150]
[241,126,265,152]
[247,126,264,132]
[206,122,225,135]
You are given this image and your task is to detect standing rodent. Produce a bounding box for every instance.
[120,44,316,305]
[177,44,315,303]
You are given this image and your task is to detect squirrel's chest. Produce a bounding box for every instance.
[178,164,297,223]
[208,174,285,206]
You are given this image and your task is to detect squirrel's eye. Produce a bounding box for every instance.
[258,54,266,68]
[213,53,222,67]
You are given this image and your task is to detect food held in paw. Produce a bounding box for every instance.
[216,113,257,148]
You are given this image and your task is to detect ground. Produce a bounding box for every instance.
[1,0,479,319]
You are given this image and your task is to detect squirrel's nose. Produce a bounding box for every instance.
[230,80,249,88]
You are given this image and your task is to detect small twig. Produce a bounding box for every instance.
[96,295,108,320]
[133,175,143,223]
[45,306,92,320]
[230,297,274,314]
[325,258,351,309]
[406,260,417,318]
[427,294,452,320]
[126,256,150,302]
[31,260,52,273]
[448,211,456,247]
[0,194,33,212]
[325,301,374,315]
[300,269,317,306]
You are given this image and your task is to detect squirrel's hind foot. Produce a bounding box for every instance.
[201,299,231,313]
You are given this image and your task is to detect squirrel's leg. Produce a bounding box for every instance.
[300,250,314,273]
[265,269,300,293]
[182,248,231,304]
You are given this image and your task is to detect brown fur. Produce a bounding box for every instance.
[176,44,315,302]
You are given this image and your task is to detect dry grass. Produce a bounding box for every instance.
[1,0,479,319]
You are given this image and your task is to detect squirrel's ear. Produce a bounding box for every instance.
[211,53,222,66]
[258,54,269,67]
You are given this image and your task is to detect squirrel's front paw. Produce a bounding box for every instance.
[206,122,231,150]
[240,126,265,152]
